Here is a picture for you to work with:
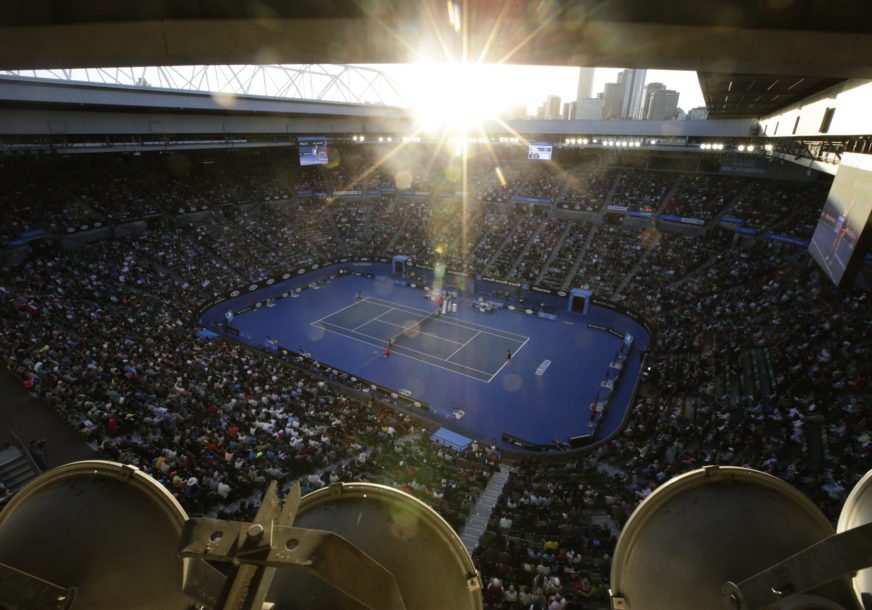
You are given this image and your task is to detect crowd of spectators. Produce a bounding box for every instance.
[537,222,593,291]
[730,180,829,236]
[609,170,676,213]
[476,163,523,203]
[559,168,615,212]
[486,210,545,280]
[2,152,867,610]
[476,459,624,609]
[571,224,647,296]
[619,230,728,304]
[661,174,747,221]
[0,235,495,527]
[517,166,566,201]
[513,217,570,285]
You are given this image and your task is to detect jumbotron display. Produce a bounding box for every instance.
[527,142,552,161]
[809,152,872,287]
[298,136,329,166]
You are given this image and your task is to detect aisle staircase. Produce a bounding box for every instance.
[534,221,575,286]
[601,171,623,210]
[561,224,599,291]
[615,242,657,295]
[503,218,547,278]
[459,463,512,553]
[655,174,685,214]
[0,441,40,493]
[483,215,526,274]
[706,180,757,230]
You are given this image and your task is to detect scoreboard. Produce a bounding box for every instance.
[527,142,553,161]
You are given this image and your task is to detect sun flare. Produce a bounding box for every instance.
[407,61,504,133]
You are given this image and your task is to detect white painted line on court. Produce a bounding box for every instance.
[445,330,481,361]
[487,336,530,383]
[313,320,495,379]
[372,318,465,346]
[365,296,528,342]
[352,308,391,331]
[312,298,388,327]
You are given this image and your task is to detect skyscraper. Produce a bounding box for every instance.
[602,69,648,119]
[602,81,625,119]
[576,67,594,100]
[575,67,600,121]
[642,82,666,120]
[545,95,562,120]
[646,89,680,120]
[576,97,604,120]
[621,69,648,119]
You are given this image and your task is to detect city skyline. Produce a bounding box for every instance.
[369,64,706,121]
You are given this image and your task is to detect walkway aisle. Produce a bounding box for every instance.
[459,462,512,553]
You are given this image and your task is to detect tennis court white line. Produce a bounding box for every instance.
[314,320,497,377]
[312,298,388,327]
[445,330,481,361]
[358,300,500,348]
[486,336,531,383]
[313,320,494,382]
[364,296,529,342]
[373,318,466,346]
[352,308,391,331]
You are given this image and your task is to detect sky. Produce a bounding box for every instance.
[10,63,706,122]
[369,64,706,118]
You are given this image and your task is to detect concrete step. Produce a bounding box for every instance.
[0,453,39,492]
[459,463,513,553]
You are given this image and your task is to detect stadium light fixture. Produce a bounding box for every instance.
[764,144,773,152]
[650,139,657,145]
[738,145,746,152]
[747,145,755,152]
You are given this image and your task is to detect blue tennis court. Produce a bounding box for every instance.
[200,261,650,452]
[313,297,528,382]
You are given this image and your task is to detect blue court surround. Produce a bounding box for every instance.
[200,261,650,452]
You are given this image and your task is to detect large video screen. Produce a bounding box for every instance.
[298,136,329,166]
[809,153,872,287]
[528,142,552,161]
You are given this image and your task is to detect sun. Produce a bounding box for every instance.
[406,61,503,133]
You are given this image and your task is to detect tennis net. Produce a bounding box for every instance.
[388,309,441,345]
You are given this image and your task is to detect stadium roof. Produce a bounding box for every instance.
[1,1,871,118]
